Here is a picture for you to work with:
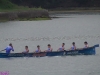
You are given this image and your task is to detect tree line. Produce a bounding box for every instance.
[1,0,100,9]
[9,0,100,9]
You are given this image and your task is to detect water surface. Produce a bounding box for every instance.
[0,13,100,75]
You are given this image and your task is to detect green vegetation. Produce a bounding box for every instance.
[0,18,50,22]
[0,0,17,9]
[1,0,100,10]
[10,0,100,9]
[0,0,43,12]
[16,18,51,21]
[0,7,43,12]
[0,19,8,22]
[33,18,51,21]
[0,0,100,22]
[0,0,50,21]
[0,0,100,11]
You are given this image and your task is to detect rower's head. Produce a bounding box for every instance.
[48,44,51,48]
[72,42,75,46]
[84,41,88,45]
[37,45,40,48]
[62,43,65,47]
[9,43,12,46]
[25,46,28,49]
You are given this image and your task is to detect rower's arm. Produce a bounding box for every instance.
[4,47,7,50]
[1,50,5,51]
[74,46,76,50]
[12,48,14,51]
[63,47,65,50]
[50,48,53,52]
[27,50,29,53]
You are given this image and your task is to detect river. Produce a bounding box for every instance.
[0,12,100,75]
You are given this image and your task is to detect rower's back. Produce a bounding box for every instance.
[84,41,89,48]
[4,43,14,54]
[22,46,29,53]
[71,42,76,50]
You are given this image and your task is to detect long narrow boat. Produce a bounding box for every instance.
[0,44,99,58]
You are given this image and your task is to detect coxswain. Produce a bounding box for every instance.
[84,41,89,48]
[44,44,53,52]
[35,45,41,53]
[57,43,65,51]
[22,46,29,53]
[70,42,76,50]
[4,43,14,54]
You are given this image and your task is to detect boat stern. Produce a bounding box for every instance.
[94,44,99,48]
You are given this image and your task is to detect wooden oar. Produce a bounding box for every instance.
[0,50,5,52]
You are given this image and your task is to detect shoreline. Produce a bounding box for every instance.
[49,9,100,14]
[0,9,50,22]
[0,9,100,22]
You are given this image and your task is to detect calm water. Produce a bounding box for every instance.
[0,13,100,75]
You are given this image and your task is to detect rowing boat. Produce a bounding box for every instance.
[0,44,99,58]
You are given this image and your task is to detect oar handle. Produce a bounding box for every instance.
[0,50,5,52]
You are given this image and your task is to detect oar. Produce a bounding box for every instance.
[0,50,5,52]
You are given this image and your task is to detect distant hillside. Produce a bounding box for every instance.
[0,0,100,10]
[0,0,50,21]
[10,0,100,9]
[0,0,17,9]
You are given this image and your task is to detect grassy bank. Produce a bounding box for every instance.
[0,0,44,12]
[0,17,51,22]
[0,10,50,22]
[49,7,100,10]
[49,7,100,15]
[16,17,51,21]
[49,7,100,13]
[0,6,44,12]
[0,0,50,22]
[0,0,17,10]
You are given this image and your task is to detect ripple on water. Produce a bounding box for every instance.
[0,35,100,41]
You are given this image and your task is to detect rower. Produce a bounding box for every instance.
[44,44,53,52]
[22,46,29,53]
[35,45,41,53]
[4,43,14,54]
[57,43,65,51]
[71,42,76,50]
[84,41,89,48]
